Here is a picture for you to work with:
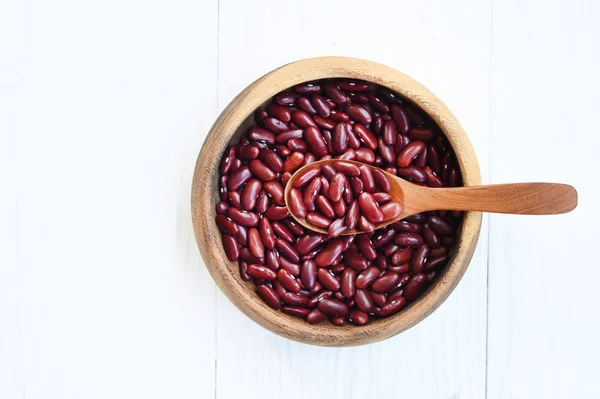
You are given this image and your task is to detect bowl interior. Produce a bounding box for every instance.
[192,57,482,346]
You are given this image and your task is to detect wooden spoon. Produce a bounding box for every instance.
[284,159,578,235]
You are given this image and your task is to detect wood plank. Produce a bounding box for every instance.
[0,1,218,398]
[216,0,492,397]
[488,0,600,397]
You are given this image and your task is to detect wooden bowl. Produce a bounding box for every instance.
[191,57,482,347]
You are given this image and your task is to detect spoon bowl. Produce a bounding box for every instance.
[285,159,578,235]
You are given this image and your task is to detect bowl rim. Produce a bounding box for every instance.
[191,56,482,347]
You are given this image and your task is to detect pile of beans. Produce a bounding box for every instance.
[289,161,403,237]
[216,79,462,326]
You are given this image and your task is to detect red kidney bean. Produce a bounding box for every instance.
[356,267,381,289]
[298,96,318,115]
[229,158,242,173]
[258,218,276,249]
[350,177,364,197]
[249,159,276,181]
[355,148,375,164]
[395,232,424,248]
[349,309,369,325]
[371,272,401,293]
[367,92,390,113]
[284,152,305,173]
[310,95,331,118]
[397,141,426,168]
[341,268,357,298]
[358,216,375,233]
[345,103,372,125]
[277,268,301,293]
[288,188,307,218]
[300,260,317,289]
[328,217,346,238]
[248,264,276,280]
[219,146,236,174]
[372,228,396,248]
[423,166,444,187]
[257,284,281,309]
[380,202,402,222]
[332,122,349,154]
[238,144,259,160]
[353,124,377,151]
[216,201,230,215]
[262,182,283,205]
[422,224,441,249]
[345,200,360,230]
[329,109,349,122]
[428,215,454,235]
[275,145,291,157]
[379,297,407,317]
[265,250,280,271]
[275,129,303,144]
[424,255,449,272]
[344,249,369,271]
[228,191,242,208]
[327,173,345,203]
[303,177,321,212]
[333,161,360,176]
[282,292,309,307]
[266,103,292,122]
[370,292,387,307]
[404,273,429,301]
[296,234,325,256]
[318,299,348,317]
[215,215,239,235]
[264,117,288,134]
[303,127,328,157]
[236,225,248,246]
[390,104,410,134]
[383,120,397,145]
[372,169,391,193]
[265,206,289,221]
[228,208,259,227]
[292,165,321,188]
[392,247,413,266]
[324,83,348,104]
[257,148,284,173]
[307,308,327,324]
[397,166,427,183]
[306,213,332,229]
[378,137,396,165]
[275,92,298,106]
[317,268,341,291]
[295,83,321,94]
[358,192,384,223]
[314,195,336,219]
[282,306,310,318]
[291,110,317,129]
[241,179,262,210]
[330,316,346,325]
[337,80,370,91]
[410,245,429,274]
[222,235,239,261]
[249,127,276,144]
[248,228,265,258]
[239,261,251,281]
[275,238,300,263]
[408,126,434,141]
[333,199,346,218]
[315,238,344,267]
[227,166,252,191]
[355,289,376,313]
[373,192,392,204]
[430,246,448,259]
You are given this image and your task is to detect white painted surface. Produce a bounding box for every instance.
[0,0,596,398]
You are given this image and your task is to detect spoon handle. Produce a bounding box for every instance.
[416,183,577,215]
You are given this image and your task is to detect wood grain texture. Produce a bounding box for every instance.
[286,160,577,235]
[213,0,491,396]
[192,56,482,347]
[487,0,600,398]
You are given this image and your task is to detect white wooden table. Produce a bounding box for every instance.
[1,0,598,397]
